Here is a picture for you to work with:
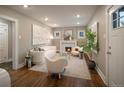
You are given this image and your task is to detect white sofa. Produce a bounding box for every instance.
[30,46,56,65]
[30,50,44,65]
[0,68,11,87]
[40,46,56,51]
[44,50,67,79]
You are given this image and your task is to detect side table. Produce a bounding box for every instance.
[25,56,32,68]
[79,51,84,59]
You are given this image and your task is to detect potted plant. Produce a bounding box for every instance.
[84,27,96,69]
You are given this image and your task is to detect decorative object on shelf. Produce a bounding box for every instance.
[53,31,61,39]
[63,29,73,40]
[78,30,85,39]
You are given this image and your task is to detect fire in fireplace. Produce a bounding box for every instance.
[65,47,72,52]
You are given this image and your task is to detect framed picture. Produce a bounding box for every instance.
[53,31,61,39]
[63,29,73,40]
[64,29,72,36]
[32,24,50,45]
[78,30,85,38]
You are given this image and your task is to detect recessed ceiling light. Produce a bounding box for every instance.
[44,17,48,21]
[77,22,80,25]
[76,14,80,18]
[23,5,28,8]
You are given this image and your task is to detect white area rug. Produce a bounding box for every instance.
[29,56,91,80]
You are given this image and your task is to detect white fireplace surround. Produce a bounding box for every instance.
[60,40,77,54]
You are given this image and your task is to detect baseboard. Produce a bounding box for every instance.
[95,65,107,85]
[109,81,117,87]
[18,62,25,69]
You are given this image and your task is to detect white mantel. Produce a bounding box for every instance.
[60,40,77,54]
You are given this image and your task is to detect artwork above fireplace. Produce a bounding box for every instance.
[63,29,73,40]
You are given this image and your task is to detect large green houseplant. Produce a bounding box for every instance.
[84,27,96,69]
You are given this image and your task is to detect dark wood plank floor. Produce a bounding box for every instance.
[7,65,106,87]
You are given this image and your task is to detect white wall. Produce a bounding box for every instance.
[52,26,86,50]
[88,6,107,76]
[0,6,52,65]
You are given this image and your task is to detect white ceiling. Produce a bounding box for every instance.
[7,5,99,27]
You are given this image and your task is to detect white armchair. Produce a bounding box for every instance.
[44,50,67,79]
[0,68,11,87]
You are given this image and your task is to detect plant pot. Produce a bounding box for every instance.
[88,60,96,70]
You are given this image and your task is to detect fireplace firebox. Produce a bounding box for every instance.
[65,47,72,52]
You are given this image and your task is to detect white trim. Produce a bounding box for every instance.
[12,21,19,70]
[95,65,107,85]
[109,81,117,87]
[105,5,113,86]
[0,15,19,70]
[18,62,25,69]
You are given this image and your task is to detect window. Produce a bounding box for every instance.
[112,6,124,29]
[118,7,124,17]
[113,11,117,20]
[113,20,117,28]
[118,17,124,27]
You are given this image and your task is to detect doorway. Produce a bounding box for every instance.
[0,15,19,70]
[0,19,12,70]
[107,5,124,86]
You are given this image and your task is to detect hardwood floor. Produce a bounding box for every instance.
[8,65,106,87]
